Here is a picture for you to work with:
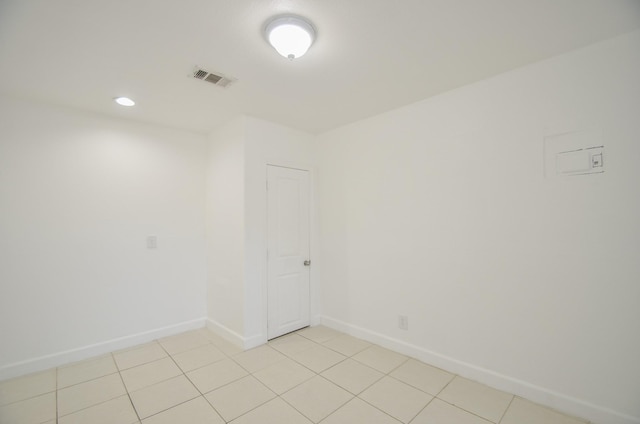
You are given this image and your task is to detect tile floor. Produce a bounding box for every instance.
[0,325,590,424]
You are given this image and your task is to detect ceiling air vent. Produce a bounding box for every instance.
[192,67,235,88]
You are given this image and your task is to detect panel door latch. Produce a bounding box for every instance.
[304,260,311,266]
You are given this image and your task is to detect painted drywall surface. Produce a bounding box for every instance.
[206,117,246,339]
[204,116,315,347]
[0,95,208,373]
[316,30,640,423]
[243,117,316,344]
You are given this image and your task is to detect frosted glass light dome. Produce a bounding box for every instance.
[265,16,316,60]
[114,97,135,106]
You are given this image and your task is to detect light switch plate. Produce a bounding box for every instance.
[146,235,158,249]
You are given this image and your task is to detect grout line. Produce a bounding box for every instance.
[200,395,228,423]
[434,374,456,397]
[113,341,168,372]
[433,396,504,424]
[219,397,278,423]
[162,336,258,421]
[136,396,202,422]
[172,345,229,374]
[386,357,411,375]
[5,326,591,424]
[126,339,202,422]
[354,395,406,423]
[408,395,437,424]
[195,346,290,423]
[56,391,133,420]
[113,352,142,424]
[208,377,278,423]
[498,395,516,423]
[266,336,348,377]
[433,376,513,424]
[217,332,348,423]
[279,382,354,424]
[157,337,213,358]
[55,370,120,391]
[0,371,57,408]
[55,367,59,424]
[335,364,384,396]
[55,370,133,420]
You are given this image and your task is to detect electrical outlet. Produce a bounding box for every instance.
[398,315,408,330]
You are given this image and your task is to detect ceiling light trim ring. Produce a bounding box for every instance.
[265,14,316,60]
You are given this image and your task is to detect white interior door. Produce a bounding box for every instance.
[267,165,310,340]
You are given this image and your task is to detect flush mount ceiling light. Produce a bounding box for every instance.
[265,15,316,60]
[114,97,135,106]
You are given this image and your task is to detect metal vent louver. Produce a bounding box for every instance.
[192,67,235,88]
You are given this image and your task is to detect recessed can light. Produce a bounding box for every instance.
[114,97,135,106]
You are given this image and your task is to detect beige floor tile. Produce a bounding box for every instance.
[57,373,126,416]
[196,327,219,340]
[288,344,346,373]
[129,375,199,419]
[322,335,371,357]
[186,358,248,393]
[232,345,286,373]
[229,397,312,424]
[297,326,342,343]
[213,338,244,356]
[253,358,315,394]
[205,375,275,421]
[321,398,401,424]
[120,357,182,392]
[437,377,513,423]
[142,396,224,424]
[114,343,167,370]
[0,392,56,424]
[500,397,588,424]
[352,345,408,374]
[199,331,244,356]
[171,344,226,372]
[282,376,353,423]
[58,355,118,389]
[0,328,591,424]
[389,359,454,396]
[158,331,210,356]
[0,369,56,406]
[411,398,492,424]
[58,395,138,424]
[269,333,317,356]
[321,358,384,395]
[360,376,432,423]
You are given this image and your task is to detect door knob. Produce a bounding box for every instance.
[304,260,311,266]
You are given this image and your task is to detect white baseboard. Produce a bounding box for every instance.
[243,334,265,350]
[0,317,207,381]
[320,316,639,424]
[205,318,265,350]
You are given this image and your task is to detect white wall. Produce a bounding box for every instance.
[205,116,315,348]
[206,117,246,340]
[1,27,637,424]
[0,95,208,379]
[316,30,640,424]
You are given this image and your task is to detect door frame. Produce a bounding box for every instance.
[259,161,318,345]
[265,165,313,339]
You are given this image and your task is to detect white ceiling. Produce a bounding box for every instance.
[1,0,639,134]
